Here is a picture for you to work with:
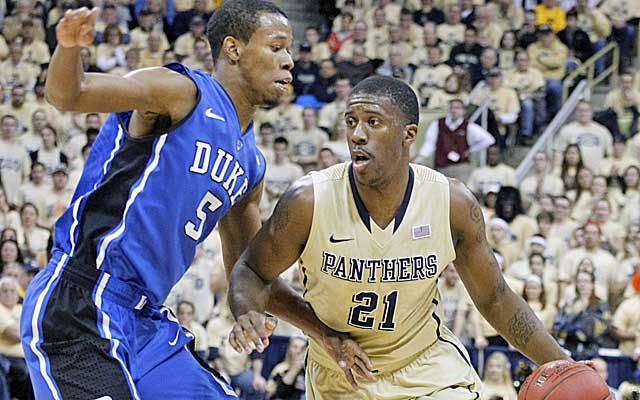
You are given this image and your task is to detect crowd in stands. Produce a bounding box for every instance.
[1,0,640,398]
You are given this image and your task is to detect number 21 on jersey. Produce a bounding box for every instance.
[348,290,398,331]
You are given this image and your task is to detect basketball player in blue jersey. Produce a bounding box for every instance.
[19,1,370,399]
[227,76,581,399]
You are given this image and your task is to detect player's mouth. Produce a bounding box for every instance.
[352,150,372,171]
[274,76,292,93]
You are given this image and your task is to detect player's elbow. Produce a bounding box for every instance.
[45,89,77,112]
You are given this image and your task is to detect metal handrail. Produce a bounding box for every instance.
[562,42,619,102]
[469,97,491,167]
[515,80,589,181]
[468,80,486,106]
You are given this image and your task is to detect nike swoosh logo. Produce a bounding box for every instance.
[205,108,225,122]
[329,234,354,243]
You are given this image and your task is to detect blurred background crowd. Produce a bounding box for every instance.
[1,0,640,399]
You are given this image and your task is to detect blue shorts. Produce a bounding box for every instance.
[20,252,237,399]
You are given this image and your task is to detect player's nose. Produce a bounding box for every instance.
[281,50,294,71]
[350,123,367,144]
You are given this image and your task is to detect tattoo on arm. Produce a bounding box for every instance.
[507,308,539,348]
[470,203,483,224]
[269,189,293,231]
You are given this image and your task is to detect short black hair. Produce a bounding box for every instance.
[274,136,289,147]
[350,76,419,125]
[206,0,287,62]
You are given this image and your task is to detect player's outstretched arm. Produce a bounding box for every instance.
[227,176,375,389]
[46,7,195,120]
[449,179,570,365]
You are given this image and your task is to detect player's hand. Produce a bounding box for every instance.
[321,333,376,391]
[56,7,100,48]
[252,374,267,392]
[229,311,277,353]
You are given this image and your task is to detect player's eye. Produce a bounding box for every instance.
[271,45,282,52]
[368,118,380,127]
[345,117,357,127]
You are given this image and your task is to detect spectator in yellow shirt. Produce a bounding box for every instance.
[504,51,546,144]
[527,25,568,116]
[535,0,566,32]
[575,0,610,74]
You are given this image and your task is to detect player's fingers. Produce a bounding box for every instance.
[79,23,93,37]
[239,317,263,352]
[247,313,269,351]
[343,368,359,391]
[87,7,100,23]
[343,340,372,370]
[579,360,596,370]
[265,316,278,335]
[334,343,347,369]
[228,325,245,353]
[352,357,376,382]
[233,323,253,353]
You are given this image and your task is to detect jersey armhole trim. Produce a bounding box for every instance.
[298,174,319,263]
[444,178,457,263]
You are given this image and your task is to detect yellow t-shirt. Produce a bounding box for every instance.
[534,5,567,32]
[504,67,546,96]
[528,40,569,80]
[612,293,640,356]
[554,121,613,174]
[0,303,23,358]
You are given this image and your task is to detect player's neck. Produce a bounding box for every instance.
[355,167,410,229]
[212,68,255,132]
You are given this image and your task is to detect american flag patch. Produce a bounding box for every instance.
[412,224,431,239]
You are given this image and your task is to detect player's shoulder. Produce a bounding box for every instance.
[410,163,449,185]
[309,162,349,183]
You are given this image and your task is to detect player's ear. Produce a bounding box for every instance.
[221,36,243,64]
[403,124,418,146]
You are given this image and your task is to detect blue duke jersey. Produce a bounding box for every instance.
[52,63,266,304]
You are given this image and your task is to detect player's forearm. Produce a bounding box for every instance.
[228,262,271,318]
[480,289,570,365]
[45,46,85,110]
[266,278,336,342]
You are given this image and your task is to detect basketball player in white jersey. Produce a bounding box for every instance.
[227,76,572,399]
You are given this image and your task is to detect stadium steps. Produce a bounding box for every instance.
[279,0,325,47]
[502,82,610,168]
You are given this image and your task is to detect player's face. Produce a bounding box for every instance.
[238,13,294,107]
[345,95,416,188]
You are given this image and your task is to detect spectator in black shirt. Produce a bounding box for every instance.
[413,0,445,25]
[461,0,477,25]
[337,44,375,86]
[291,43,319,96]
[557,10,593,63]
[172,0,211,38]
[310,59,337,103]
[448,26,484,73]
[517,10,539,49]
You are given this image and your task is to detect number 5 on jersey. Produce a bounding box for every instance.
[348,290,398,331]
[185,191,223,240]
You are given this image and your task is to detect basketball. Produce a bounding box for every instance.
[518,360,613,400]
